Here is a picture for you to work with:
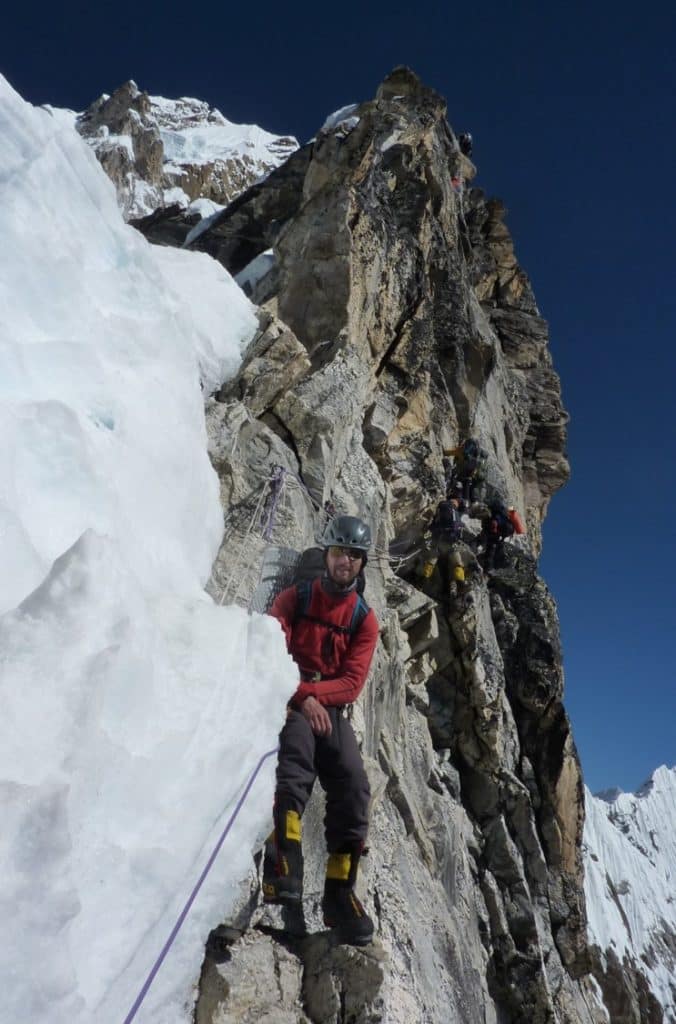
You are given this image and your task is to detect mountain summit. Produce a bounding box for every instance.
[76,79,297,219]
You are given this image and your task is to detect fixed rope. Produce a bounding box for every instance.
[261,465,286,540]
[122,746,279,1024]
[217,478,270,607]
[216,443,409,582]
[221,408,419,572]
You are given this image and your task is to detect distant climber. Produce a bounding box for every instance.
[444,437,488,505]
[478,500,525,570]
[419,497,462,593]
[445,476,468,512]
[262,515,379,946]
[458,132,473,157]
[421,497,477,599]
[431,498,463,539]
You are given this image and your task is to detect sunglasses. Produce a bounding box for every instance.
[327,546,364,561]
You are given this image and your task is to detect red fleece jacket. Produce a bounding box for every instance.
[269,578,379,707]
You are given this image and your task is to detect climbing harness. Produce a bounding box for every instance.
[122,746,279,1024]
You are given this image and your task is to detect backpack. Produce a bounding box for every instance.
[500,515,515,539]
[508,508,526,535]
[491,509,514,539]
[463,438,479,457]
[292,547,369,637]
[462,438,487,475]
[432,500,462,538]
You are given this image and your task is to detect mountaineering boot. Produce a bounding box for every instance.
[450,561,468,601]
[262,808,303,903]
[421,555,437,579]
[322,847,374,947]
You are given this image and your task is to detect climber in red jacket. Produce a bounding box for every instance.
[262,515,379,946]
[479,500,526,570]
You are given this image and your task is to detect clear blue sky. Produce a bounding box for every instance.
[2,1,674,795]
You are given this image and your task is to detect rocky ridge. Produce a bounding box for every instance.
[127,66,662,1022]
[176,66,615,1024]
[76,80,297,221]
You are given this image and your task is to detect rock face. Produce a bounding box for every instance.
[194,67,614,1022]
[76,80,297,220]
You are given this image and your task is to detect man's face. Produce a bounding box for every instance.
[325,545,364,587]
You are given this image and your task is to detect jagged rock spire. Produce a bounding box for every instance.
[194,67,600,1023]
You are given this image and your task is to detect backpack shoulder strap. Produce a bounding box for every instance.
[350,594,369,635]
[294,579,313,622]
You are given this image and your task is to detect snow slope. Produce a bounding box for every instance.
[0,75,296,1023]
[151,92,295,167]
[584,765,676,1017]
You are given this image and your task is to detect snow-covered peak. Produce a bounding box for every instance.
[148,93,294,161]
[584,764,676,1017]
[149,92,226,126]
[638,762,675,794]
[594,787,623,804]
[320,102,359,134]
[76,82,298,219]
[591,764,676,826]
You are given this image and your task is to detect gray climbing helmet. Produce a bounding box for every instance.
[321,515,372,554]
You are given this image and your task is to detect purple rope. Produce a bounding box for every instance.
[122,746,279,1024]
